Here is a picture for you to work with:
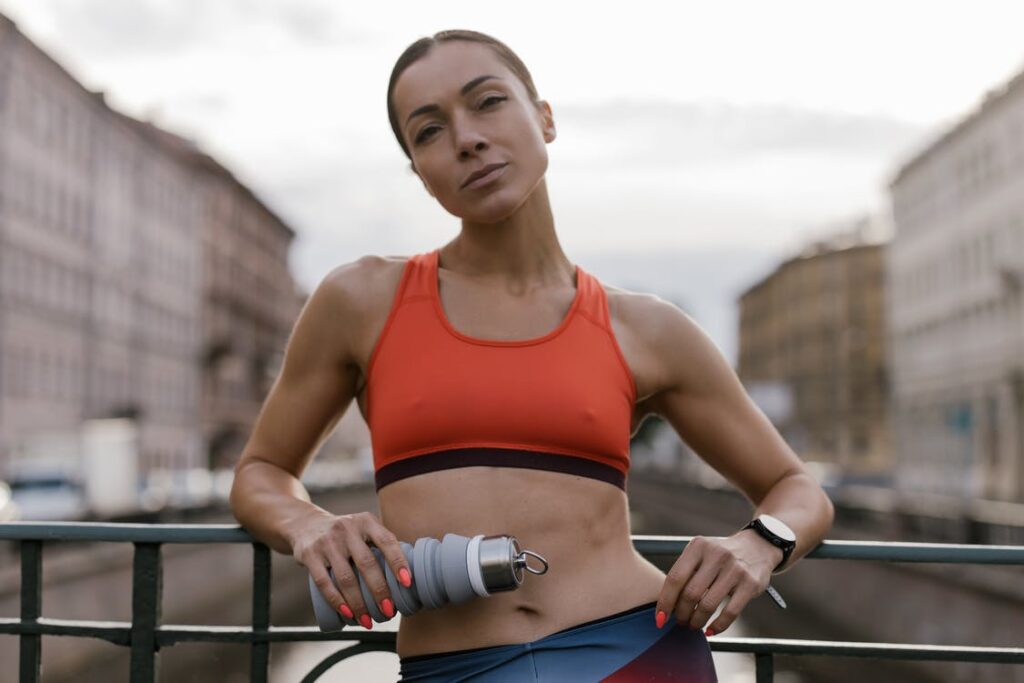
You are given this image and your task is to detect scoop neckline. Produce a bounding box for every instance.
[430,248,583,347]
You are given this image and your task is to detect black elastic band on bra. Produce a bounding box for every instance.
[376,446,627,492]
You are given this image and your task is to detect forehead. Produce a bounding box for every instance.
[393,41,517,116]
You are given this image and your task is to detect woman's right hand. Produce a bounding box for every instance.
[290,510,413,629]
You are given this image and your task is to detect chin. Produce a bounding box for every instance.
[445,189,527,224]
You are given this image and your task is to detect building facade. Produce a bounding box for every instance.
[197,155,303,470]
[0,15,204,477]
[0,13,311,486]
[738,219,891,482]
[887,67,1024,502]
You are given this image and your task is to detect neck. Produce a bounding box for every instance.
[443,178,574,290]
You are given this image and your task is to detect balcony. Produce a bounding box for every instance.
[0,522,1022,682]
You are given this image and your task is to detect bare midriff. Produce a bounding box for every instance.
[378,465,668,659]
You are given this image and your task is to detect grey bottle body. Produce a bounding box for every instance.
[310,532,548,631]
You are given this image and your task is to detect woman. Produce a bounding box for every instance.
[229,29,835,682]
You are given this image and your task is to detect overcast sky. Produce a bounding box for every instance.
[3,0,1022,363]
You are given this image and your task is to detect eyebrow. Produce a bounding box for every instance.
[405,75,504,128]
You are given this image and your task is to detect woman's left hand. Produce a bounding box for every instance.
[653,530,784,635]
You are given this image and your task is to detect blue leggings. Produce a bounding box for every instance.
[398,600,718,682]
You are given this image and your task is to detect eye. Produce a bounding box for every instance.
[413,96,506,145]
[479,95,506,108]
[414,126,438,145]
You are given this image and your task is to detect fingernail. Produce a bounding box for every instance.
[338,604,353,619]
[381,598,395,618]
[705,627,715,636]
[399,567,412,588]
[360,614,373,629]
[655,610,667,629]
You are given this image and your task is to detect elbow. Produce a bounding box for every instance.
[228,458,252,517]
[821,489,836,531]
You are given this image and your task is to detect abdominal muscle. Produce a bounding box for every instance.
[377,465,669,659]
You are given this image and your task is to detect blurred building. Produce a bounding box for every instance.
[887,66,1024,502]
[0,14,204,478]
[737,216,891,482]
[0,13,318,485]
[187,144,303,470]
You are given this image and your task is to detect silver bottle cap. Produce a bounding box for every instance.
[478,534,549,593]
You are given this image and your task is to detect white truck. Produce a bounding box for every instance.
[7,420,140,520]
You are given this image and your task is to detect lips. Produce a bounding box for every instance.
[461,162,508,189]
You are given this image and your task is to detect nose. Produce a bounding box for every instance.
[458,139,487,159]
[453,116,488,158]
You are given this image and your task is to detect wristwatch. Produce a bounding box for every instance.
[741,513,796,574]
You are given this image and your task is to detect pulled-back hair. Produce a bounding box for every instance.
[386,30,541,161]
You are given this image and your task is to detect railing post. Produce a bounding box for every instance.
[19,539,42,683]
[130,542,163,682]
[755,651,774,683]
[251,542,272,683]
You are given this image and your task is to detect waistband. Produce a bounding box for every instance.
[399,600,658,664]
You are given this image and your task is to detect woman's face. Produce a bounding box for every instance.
[392,41,556,222]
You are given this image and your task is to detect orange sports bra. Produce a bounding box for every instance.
[365,248,638,492]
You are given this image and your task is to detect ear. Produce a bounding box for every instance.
[410,162,435,198]
[536,100,556,143]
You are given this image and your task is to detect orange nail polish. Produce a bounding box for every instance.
[381,598,395,618]
[655,610,667,629]
[705,627,715,636]
[399,567,412,588]
[338,604,353,619]
[360,614,373,629]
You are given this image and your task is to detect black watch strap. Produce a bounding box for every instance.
[742,518,795,573]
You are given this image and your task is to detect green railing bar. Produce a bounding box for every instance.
[0,522,254,543]
[632,535,1024,564]
[704,637,1024,664]
[3,523,1024,564]
[129,543,162,682]
[18,539,41,683]
[755,652,773,683]
[3,617,1023,664]
[251,543,271,683]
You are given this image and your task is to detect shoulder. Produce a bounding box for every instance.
[323,252,411,309]
[320,253,412,319]
[598,278,720,400]
[600,279,701,351]
[317,254,418,365]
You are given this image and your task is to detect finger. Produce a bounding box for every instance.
[364,522,413,606]
[325,563,360,625]
[347,537,391,626]
[324,548,365,624]
[705,584,756,635]
[703,594,731,634]
[687,565,739,630]
[674,564,719,626]
[689,582,730,631]
[309,557,351,621]
[654,536,704,629]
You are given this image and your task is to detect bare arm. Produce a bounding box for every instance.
[642,296,834,572]
[228,258,367,554]
[642,295,836,634]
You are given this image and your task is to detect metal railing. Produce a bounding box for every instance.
[1,522,1023,682]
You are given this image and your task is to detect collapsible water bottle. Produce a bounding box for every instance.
[310,532,549,631]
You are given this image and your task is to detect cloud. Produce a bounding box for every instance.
[553,99,927,168]
[43,0,374,59]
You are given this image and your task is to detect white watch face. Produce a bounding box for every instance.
[758,514,796,542]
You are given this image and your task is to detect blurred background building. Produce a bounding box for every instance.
[886,69,1024,502]
[737,215,891,486]
[0,13,369,518]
